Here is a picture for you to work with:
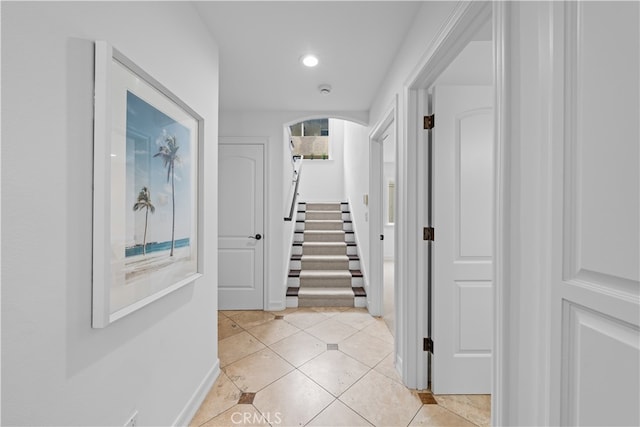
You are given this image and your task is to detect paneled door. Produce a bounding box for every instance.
[218,142,264,309]
[549,3,639,425]
[432,85,493,393]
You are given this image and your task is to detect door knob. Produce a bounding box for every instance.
[249,234,262,240]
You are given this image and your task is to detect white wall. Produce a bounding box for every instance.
[349,1,458,387]
[343,121,371,290]
[434,40,493,86]
[1,2,219,426]
[219,111,366,311]
[297,119,345,202]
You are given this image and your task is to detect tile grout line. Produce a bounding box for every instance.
[405,403,427,427]
[215,311,489,427]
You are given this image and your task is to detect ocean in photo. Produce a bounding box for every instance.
[125,237,190,257]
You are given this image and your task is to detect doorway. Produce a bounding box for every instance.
[398,0,497,395]
[382,122,397,335]
[369,101,397,332]
[218,139,266,309]
[427,13,493,396]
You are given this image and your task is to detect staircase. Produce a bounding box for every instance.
[286,202,366,308]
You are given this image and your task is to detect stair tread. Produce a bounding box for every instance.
[303,242,347,246]
[298,287,355,297]
[289,269,362,277]
[300,270,352,278]
[301,255,349,260]
[291,254,357,260]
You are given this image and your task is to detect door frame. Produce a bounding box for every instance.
[401,0,508,422]
[368,96,398,318]
[219,137,269,310]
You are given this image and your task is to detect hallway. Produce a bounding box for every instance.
[190,308,490,426]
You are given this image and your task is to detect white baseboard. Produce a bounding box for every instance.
[173,359,220,427]
[355,296,367,308]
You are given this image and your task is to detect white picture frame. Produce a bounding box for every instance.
[93,41,203,328]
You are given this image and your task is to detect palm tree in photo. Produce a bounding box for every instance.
[133,186,155,255]
[154,133,180,256]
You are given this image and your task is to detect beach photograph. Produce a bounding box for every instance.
[123,90,194,280]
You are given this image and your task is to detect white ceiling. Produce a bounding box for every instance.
[194,1,423,112]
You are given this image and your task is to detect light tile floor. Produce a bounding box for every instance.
[191,307,490,427]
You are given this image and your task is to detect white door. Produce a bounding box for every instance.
[218,143,264,309]
[432,85,493,394]
[549,3,639,425]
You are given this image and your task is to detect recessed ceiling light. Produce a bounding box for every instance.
[301,54,319,67]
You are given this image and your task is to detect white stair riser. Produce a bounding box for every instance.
[354,296,367,308]
[288,277,300,287]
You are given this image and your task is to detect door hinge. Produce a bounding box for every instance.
[423,114,435,130]
[423,337,434,353]
[423,227,435,241]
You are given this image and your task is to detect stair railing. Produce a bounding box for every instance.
[284,155,303,221]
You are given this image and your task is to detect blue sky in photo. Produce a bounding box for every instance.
[125,91,192,248]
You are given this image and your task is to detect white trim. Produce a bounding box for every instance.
[282,112,369,128]
[219,137,269,310]
[346,196,370,304]
[172,360,220,427]
[492,3,509,424]
[93,41,205,328]
[368,96,397,318]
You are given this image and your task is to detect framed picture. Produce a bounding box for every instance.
[93,41,203,328]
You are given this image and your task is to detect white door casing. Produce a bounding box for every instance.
[548,2,640,425]
[218,143,265,310]
[432,85,493,394]
[382,122,397,336]
[369,100,397,318]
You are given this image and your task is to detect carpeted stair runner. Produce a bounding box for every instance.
[287,202,366,307]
